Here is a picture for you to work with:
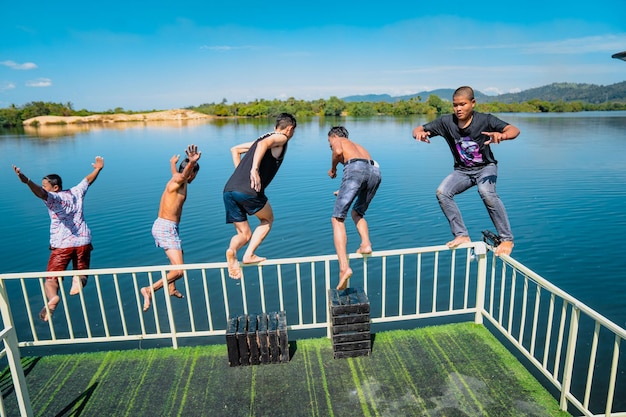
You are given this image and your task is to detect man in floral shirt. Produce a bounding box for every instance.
[13,156,104,321]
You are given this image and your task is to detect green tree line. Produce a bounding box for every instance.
[2,96,626,127]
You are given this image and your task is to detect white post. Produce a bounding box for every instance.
[0,279,33,416]
[560,305,580,411]
[474,242,487,325]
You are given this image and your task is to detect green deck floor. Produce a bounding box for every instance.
[1,323,571,416]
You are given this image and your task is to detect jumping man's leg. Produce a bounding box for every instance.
[242,202,274,264]
[40,278,61,322]
[332,217,352,290]
[227,221,252,279]
[141,249,184,311]
[436,170,474,248]
[476,164,514,256]
[41,248,73,321]
[352,210,372,254]
[70,244,92,295]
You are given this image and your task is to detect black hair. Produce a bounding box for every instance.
[178,158,200,173]
[328,126,349,138]
[453,86,475,101]
[275,113,297,129]
[43,174,62,189]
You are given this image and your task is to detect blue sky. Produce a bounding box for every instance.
[1,0,625,111]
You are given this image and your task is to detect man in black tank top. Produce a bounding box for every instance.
[223,113,297,279]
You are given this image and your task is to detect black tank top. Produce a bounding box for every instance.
[223,132,288,197]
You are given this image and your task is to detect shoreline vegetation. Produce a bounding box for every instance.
[2,90,626,129]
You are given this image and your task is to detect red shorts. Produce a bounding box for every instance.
[46,244,93,281]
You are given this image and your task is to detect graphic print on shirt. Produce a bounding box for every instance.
[456,136,483,167]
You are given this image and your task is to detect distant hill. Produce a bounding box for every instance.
[342,82,626,104]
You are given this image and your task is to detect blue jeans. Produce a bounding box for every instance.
[436,164,513,241]
[333,160,381,219]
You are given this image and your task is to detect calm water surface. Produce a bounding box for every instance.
[1,113,625,329]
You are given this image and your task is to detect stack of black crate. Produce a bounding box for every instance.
[226,311,289,366]
[328,287,371,358]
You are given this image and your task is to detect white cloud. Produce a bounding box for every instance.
[26,78,52,87]
[0,82,16,92]
[453,34,626,55]
[0,60,38,70]
[482,87,502,95]
[520,35,626,54]
[200,45,257,51]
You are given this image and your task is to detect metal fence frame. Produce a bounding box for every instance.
[0,241,624,416]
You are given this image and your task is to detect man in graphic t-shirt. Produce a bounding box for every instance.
[412,86,520,256]
[13,156,104,321]
[223,113,297,279]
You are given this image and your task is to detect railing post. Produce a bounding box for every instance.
[160,269,179,349]
[0,279,33,416]
[560,305,580,411]
[474,243,487,325]
[325,260,332,339]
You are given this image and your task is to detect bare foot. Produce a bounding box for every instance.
[140,287,151,312]
[242,254,266,264]
[169,289,184,299]
[495,241,514,257]
[226,249,242,279]
[39,295,60,322]
[69,275,87,295]
[336,268,353,290]
[356,245,372,255]
[446,235,471,248]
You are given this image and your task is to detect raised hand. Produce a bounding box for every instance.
[185,144,201,162]
[92,156,104,170]
[12,165,29,183]
[482,131,507,145]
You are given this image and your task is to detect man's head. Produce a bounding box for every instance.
[275,113,297,139]
[328,126,349,139]
[452,86,476,123]
[179,158,200,183]
[42,174,62,192]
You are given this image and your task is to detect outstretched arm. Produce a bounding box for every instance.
[170,154,180,176]
[482,124,520,145]
[13,165,48,200]
[179,144,201,181]
[230,141,253,168]
[412,126,432,143]
[85,156,104,185]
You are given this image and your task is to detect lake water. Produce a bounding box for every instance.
[1,112,626,332]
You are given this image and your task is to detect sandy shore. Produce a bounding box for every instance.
[23,109,214,125]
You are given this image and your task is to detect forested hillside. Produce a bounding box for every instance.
[343,82,626,104]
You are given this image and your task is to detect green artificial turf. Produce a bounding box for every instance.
[0,323,570,416]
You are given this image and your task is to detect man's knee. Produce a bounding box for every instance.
[478,187,499,203]
[436,188,448,201]
[239,229,253,241]
[331,217,346,228]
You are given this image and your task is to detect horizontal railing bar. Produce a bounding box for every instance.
[0,244,467,281]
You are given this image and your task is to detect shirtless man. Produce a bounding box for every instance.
[412,86,519,256]
[223,113,297,279]
[328,126,381,290]
[141,144,201,311]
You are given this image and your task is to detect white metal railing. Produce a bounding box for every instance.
[0,241,624,416]
[481,250,626,417]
